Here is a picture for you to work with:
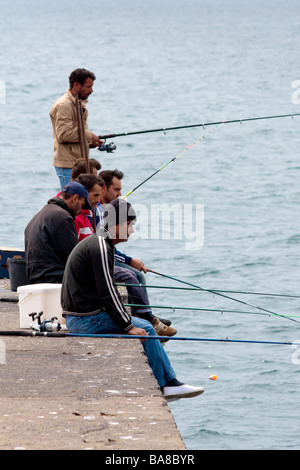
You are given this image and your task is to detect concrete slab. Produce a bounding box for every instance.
[0,280,186,450]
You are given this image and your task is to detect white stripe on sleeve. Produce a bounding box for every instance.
[98,236,130,323]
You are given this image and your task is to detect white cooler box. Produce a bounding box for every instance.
[17,283,65,329]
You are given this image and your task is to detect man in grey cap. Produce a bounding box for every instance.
[25,182,91,284]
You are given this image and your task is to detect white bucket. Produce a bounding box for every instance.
[17,283,65,329]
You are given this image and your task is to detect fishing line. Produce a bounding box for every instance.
[147,270,300,324]
[99,113,300,140]
[122,124,221,199]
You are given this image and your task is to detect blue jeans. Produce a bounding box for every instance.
[115,260,147,295]
[55,167,72,190]
[65,312,176,388]
[114,265,151,316]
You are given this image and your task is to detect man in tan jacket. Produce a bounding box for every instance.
[50,68,102,189]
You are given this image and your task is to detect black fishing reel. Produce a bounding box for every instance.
[29,311,62,333]
[99,139,116,153]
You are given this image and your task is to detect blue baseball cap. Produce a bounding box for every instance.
[61,182,92,210]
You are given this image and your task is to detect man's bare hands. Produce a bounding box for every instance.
[130,258,149,273]
[128,326,148,342]
[91,133,103,148]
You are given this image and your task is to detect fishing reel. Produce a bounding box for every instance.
[29,311,62,333]
[99,139,116,153]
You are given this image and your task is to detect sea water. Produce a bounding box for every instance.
[0,0,300,450]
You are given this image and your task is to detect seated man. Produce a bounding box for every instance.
[61,198,204,401]
[25,182,91,284]
[71,157,101,180]
[95,169,148,279]
[74,173,176,339]
[96,169,174,331]
[74,173,103,238]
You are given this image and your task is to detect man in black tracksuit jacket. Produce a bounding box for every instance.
[61,229,134,331]
[60,198,205,400]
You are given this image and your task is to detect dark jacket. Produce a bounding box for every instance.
[61,232,134,332]
[25,197,78,284]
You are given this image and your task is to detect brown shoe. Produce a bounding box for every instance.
[152,317,177,337]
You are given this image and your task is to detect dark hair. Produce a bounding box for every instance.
[60,192,73,201]
[103,198,136,229]
[76,174,103,192]
[99,169,124,189]
[71,158,101,179]
[69,68,96,88]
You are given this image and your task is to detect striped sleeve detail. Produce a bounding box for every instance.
[98,236,131,324]
[115,252,126,263]
[78,227,94,237]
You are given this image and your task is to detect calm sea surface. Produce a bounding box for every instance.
[1,0,300,450]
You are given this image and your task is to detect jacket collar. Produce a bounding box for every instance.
[98,226,113,240]
[47,196,77,219]
[81,208,92,216]
[66,89,88,107]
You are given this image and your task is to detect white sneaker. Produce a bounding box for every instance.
[162,384,204,402]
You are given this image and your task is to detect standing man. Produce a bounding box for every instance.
[25,182,91,284]
[50,68,102,189]
[61,198,204,401]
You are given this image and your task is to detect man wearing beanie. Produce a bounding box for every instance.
[61,198,204,401]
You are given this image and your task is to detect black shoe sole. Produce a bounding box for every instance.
[157,317,172,326]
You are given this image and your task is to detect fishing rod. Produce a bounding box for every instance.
[2,284,299,305]
[99,113,300,140]
[120,113,300,199]
[0,329,298,346]
[124,303,272,317]
[75,93,97,232]
[122,126,218,198]
[147,270,300,324]
[113,113,299,198]
[117,283,300,299]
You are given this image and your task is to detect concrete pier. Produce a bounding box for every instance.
[0,280,186,451]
